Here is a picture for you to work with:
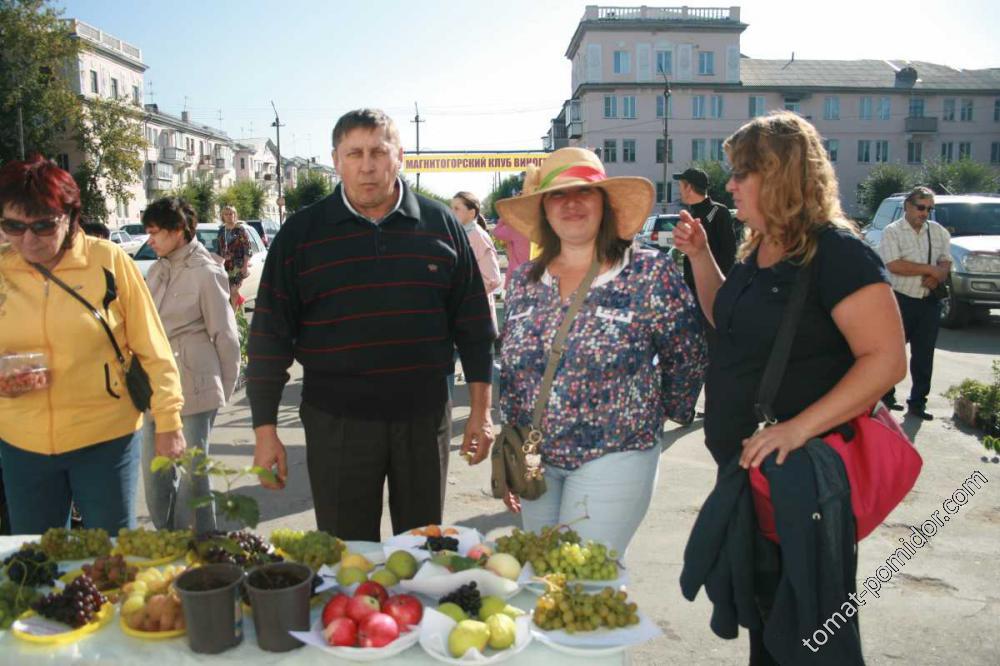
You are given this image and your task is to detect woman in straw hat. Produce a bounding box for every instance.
[494,147,707,555]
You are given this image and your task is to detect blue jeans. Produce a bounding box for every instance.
[0,432,140,535]
[520,444,661,557]
[142,410,217,533]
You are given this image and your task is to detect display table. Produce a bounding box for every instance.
[0,536,631,664]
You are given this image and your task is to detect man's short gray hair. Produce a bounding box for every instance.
[331,109,401,149]
[905,185,935,204]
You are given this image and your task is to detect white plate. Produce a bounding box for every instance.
[419,607,531,664]
[519,561,629,595]
[318,549,405,595]
[529,610,661,654]
[383,527,484,563]
[290,616,421,662]
[400,563,520,600]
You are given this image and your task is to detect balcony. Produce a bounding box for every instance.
[159,146,191,166]
[196,155,214,170]
[146,175,173,191]
[567,120,583,139]
[905,116,938,133]
[214,158,229,174]
[588,6,739,22]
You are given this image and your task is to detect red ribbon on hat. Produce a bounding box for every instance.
[539,164,606,191]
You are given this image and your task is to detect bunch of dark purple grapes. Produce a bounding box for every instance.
[3,545,59,587]
[439,581,481,617]
[423,536,460,553]
[31,574,106,628]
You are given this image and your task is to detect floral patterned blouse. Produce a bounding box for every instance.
[499,245,707,470]
[217,223,252,287]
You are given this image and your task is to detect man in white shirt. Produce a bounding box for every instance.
[878,186,951,420]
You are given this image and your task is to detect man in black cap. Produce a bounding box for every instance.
[673,168,738,292]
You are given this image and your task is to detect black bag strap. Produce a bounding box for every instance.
[31,262,128,367]
[754,255,816,425]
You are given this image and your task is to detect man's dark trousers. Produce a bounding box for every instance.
[299,400,451,541]
[886,291,941,410]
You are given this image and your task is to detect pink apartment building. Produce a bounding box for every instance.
[546,6,1000,218]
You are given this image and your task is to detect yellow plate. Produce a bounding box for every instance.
[59,568,125,595]
[12,602,114,645]
[119,613,186,640]
[111,548,187,568]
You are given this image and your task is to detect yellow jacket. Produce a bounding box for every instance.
[0,233,183,455]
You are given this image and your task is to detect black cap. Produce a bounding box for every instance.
[672,168,709,190]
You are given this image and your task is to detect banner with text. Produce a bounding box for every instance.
[403,152,550,173]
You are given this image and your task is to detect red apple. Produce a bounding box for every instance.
[322,616,358,647]
[358,612,400,648]
[382,594,423,630]
[354,580,389,607]
[467,543,493,561]
[322,593,351,627]
[346,594,381,624]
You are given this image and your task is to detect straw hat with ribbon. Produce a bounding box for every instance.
[495,147,655,243]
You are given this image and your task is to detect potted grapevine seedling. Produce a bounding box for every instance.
[173,563,246,654]
[243,561,314,652]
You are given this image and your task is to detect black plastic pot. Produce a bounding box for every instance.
[174,563,245,654]
[244,562,313,652]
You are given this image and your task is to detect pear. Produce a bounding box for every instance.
[437,602,468,623]
[478,595,507,620]
[340,552,375,573]
[448,619,490,657]
[385,550,418,580]
[371,568,399,588]
[336,566,368,586]
[486,613,517,650]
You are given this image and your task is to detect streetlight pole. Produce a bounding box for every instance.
[661,71,671,213]
[270,100,285,221]
[411,102,423,190]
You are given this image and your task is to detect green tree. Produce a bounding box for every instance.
[0,0,81,162]
[920,158,999,195]
[284,169,332,213]
[73,97,146,222]
[484,174,524,219]
[690,160,734,209]
[176,175,217,224]
[401,175,450,206]
[218,179,266,219]
[858,163,914,218]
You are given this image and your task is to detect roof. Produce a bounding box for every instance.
[740,59,1000,92]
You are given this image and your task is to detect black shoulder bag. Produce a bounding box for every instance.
[32,263,153,412]
[927,228,948,301]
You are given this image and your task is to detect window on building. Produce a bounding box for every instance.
[710,95,723,119]
[655,50,672,75]
[822,139,839,162]
[613,50,631,74]
[941,142,954,163]
[857,140,871,163]
[240,157,246,170]
[116,198,129,219]
[875,140,889,163]
[959,142,972,159]
[692,95,706,119]
[656,95,672,118]
[110,78,119,99]
[859,96,873,120]
[656,181,667,203]
[823,96,840,120]
[749,96,766,118]
[622,96,636,119]
[55,154,70,171]
[784,99,801,114]
[89,70,98,94]
[692,139,707,161]
[943,98,956,121]
[603,139,617,163]
[960,99,974,122]
[132,86,141,106]
[698,51,714,75]
[878,97,891,120]
[622,139,636,162]
[907,141,923,164]
[709,138,725,161]
[909,97,925,118]
[995,99,1000,122]
[604,95,617,118]
[655,138,673,163]
[991,142,1000,164]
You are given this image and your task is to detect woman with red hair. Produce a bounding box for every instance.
[0,155,186,534]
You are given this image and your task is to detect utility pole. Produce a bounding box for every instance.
[411,102,423,189]
[661,71,672,213]
[271,100,285,222]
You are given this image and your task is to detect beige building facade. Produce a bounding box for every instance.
[548,6,1000,217]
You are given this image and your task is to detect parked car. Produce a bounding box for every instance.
[637,214,680,250]
[120,223,149,246]
[132,223,268,309]
[109,230,142,256]
[863,194,1000,328]
[245,219,281,248]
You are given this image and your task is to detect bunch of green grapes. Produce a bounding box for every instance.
[116,528,192,559]
[494,526,581,566]
[533,540,619,580]
[0,580,42,629]
[532,574,640,633]
[40,528,112,560]
[269,529,345,570]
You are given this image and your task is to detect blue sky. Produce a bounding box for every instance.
[58,0,1000,200]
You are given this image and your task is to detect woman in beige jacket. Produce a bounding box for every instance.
[141,197,240,532]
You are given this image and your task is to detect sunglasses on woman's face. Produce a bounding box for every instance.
[0,216,64,237]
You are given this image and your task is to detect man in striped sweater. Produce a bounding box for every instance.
[247,109,496,540]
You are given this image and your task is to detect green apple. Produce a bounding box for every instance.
[386,550,418,580]
[448,620,490,657]
[437,602,467,623]
[336,566,367,586]
[486,613,517,650]
[371,568,399,588]
[478,595,507,621]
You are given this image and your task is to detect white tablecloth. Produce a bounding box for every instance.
[0,536,629,665]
